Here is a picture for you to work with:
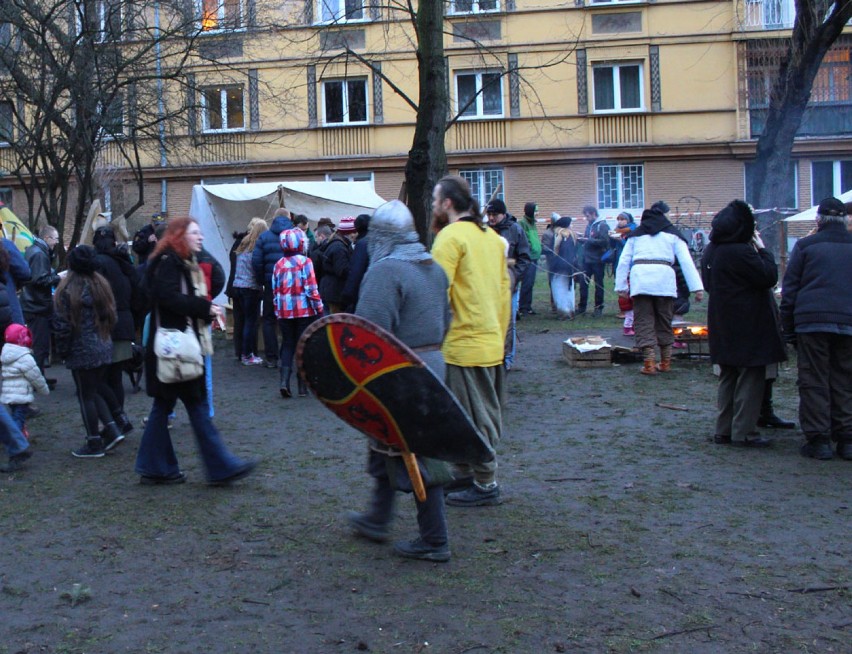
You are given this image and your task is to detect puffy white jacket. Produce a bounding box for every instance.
[615,232,703,298]
[1,343,50,405]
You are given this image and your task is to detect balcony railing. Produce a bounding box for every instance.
[742,0,795,30]
[450,119,507,151]
[591,113,648,145]
[750,104,852,138]
[321,126,371,157]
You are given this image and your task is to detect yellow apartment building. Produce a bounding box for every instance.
[1,0,850,231]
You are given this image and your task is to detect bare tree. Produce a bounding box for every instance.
[749,0,852,240]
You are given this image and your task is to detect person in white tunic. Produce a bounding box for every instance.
[615,201,704,374]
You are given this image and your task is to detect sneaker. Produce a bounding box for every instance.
[72,440,105,459]
[800,440,833,460]
[208,460,258,486]
[446,483,502,507]
[1,448,32,472]
[672,341,688,349]
[623,327,635,336]
[264,359,279,369]
[102,432,126,453]
[242,354,264,366]
[393,537,451,562]
[140,471,187,485]
[346,511,390,543]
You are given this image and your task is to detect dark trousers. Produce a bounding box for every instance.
[24,312,51,372]
[260,283,278,361]
[229,294,245,359]
[364,450,448,547]
[71,367,120,436]
[578,260,605,313]
[715,365,765,440]
[519,259,538,312]
[233,287,262,358]
[632,295,674,349]
[797,332,852,444]
[278,316,314,372]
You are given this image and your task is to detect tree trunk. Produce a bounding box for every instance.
[750,0,852,249]
[404,0,448,244]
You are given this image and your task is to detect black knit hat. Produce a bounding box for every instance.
[555,216,573,229]
[817,196,846,217]
[67,245,98,275]
[486,199,507,215]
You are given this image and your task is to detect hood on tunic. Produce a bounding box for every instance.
[710,200,755,244]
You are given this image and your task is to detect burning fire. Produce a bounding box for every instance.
[673,325,708,339]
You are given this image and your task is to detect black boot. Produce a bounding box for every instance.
[101,422,126,452]
[756,379,795,429]
[279,366,292,398]
[72,436,105,458]
[112,410,134,435]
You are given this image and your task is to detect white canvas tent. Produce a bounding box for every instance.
[189,181,386,302]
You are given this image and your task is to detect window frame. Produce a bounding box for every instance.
[317,0,367,25]
[326,172,374,183]
[447,0,500,16]
[459,168,504,210]
[321,78,370,126]
[455,70,505,120]
[811,159,852,203]
[196,0,245,33]
[0,101,14,146]
[591,61,645,114]
[596,163,645,212]
[98,94,126,140]
[0,188,12,210]
[200,84,246,133]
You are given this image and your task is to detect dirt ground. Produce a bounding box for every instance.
[1,297,850,654]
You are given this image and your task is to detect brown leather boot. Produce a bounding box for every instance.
[641,347,657,375]
[657,345,672,372]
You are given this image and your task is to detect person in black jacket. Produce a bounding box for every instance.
[320,217,358,313]
[21,225,61,382]
[577,205,610,317]
[781,196,852,460]
[340,213,371,311]
[93,225,139,434]
[701,200,786,449]
[135,217,256,485]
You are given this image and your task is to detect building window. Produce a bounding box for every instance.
[811,160,852,204]
[0,188,11,210]
[323,79,368,125]
[459,168,504,210]
[198,0,243,31]
[0,102,13,145]
[448,0,499,15]
[596,164,644,210]
[201,176,248,185]
[456,72,503,119]
[592,63,643,112]
[744,160,798,208]
[100,95,124,139]
[95,0,123,41]
[201,85,245,132]
[319,0,364,23]
[326,172,374,183]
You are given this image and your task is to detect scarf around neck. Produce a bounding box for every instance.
[185,256,213,356]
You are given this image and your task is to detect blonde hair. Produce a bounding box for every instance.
[235,217,268,254]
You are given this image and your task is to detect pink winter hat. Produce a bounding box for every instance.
[336,216,357,233]
[5,323,33,348]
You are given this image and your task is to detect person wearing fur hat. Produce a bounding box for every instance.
[615,201,704,375]
[549,216,581,318]
[53,245,125,458]
[781,196,852,460]
[1,324,49,439]
[348,199,453,561]
[702,200,786,448]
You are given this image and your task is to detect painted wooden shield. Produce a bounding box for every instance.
[295,314,494,465]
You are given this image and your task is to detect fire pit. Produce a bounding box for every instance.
[673,322,709,357]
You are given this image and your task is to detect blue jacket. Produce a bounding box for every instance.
[2,238,31,324]
[252,216,294,283]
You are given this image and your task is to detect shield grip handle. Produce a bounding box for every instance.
[402,452,427,502]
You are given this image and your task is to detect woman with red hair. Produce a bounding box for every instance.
[135,218,256,485]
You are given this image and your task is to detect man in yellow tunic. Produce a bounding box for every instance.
[431,175,511,507]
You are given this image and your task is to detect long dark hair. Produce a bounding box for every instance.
[54,271,116,339]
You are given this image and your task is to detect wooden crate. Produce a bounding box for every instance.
[562,342,611,368]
